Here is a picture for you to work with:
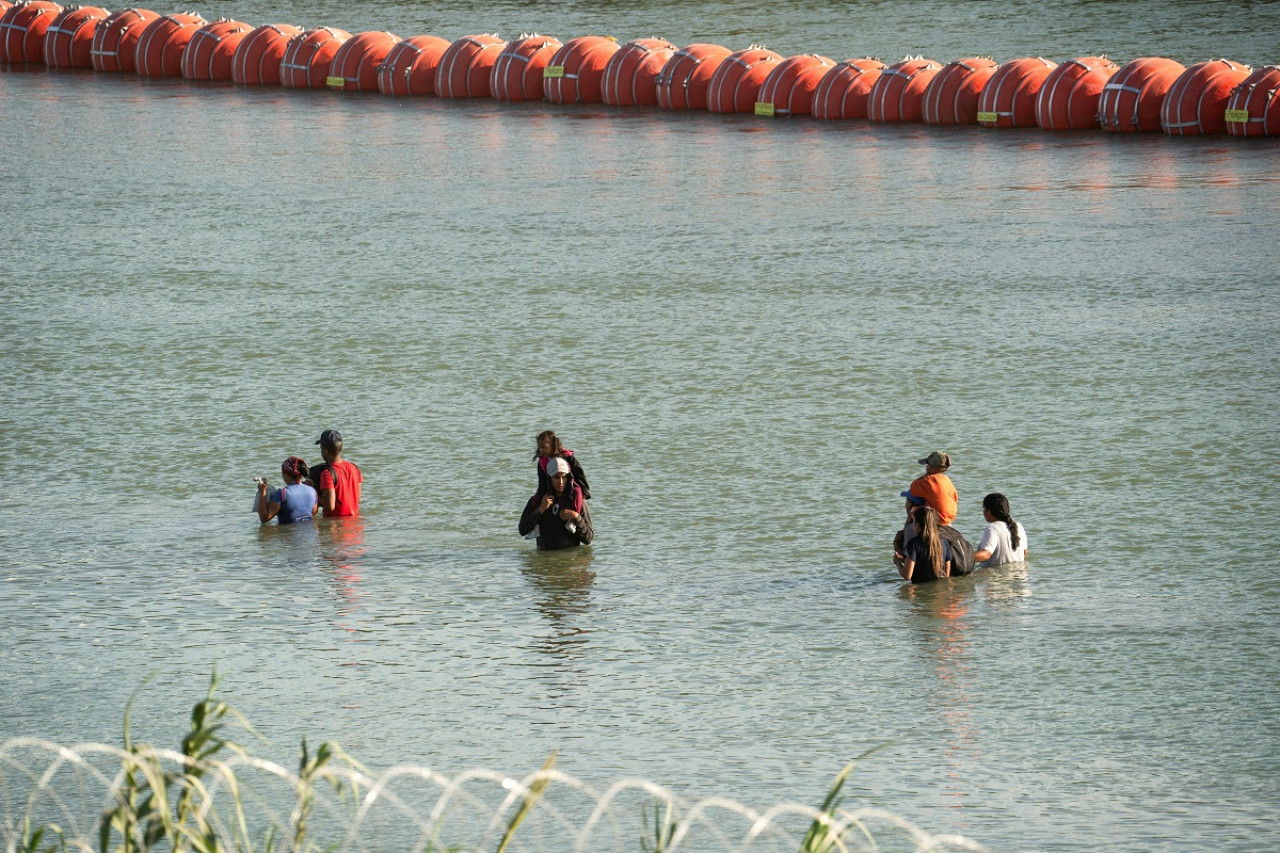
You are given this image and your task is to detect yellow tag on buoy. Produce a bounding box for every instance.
[976,111,999,123]
[543,66,565,78]
[325,76,345,89]
[1224,109,1250,122]
[754,102,775,116]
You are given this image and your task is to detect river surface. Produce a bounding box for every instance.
[2,1,1279,851]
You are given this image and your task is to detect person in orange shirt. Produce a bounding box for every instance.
[902,451,957,525]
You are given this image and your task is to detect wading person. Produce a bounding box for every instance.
[899,505,952,583]
[519,456,593,550]
[313,429,362,517]
[255,456,318,524]
[973,492,1028,566]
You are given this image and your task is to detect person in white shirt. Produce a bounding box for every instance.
[973,492,1029,566]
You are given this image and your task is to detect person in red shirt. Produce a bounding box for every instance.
[902,450,957,525]
[313,429,362,517]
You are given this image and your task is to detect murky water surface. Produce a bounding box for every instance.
[2,2,1279,850]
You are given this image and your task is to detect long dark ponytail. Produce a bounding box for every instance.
[912,505,947,580]
[983,493,1020,550]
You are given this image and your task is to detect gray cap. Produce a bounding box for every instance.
[918,451,951,469]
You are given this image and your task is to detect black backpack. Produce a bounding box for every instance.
[939,525,975,576]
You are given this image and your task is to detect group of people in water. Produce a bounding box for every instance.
[254,432,1028,582]
[253,429,363,523]
[893,451,1029,583]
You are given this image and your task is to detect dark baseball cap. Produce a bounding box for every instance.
[900,491,926,506]
[315,429,342,449]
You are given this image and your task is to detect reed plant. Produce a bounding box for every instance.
[7,682,954,853]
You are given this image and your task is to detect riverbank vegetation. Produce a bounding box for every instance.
[3,678,983,852]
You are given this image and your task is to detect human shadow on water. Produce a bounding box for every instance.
[317,518,367,636]
[519,548,597,662]
[254,519,319,564]
[974,561,1033,609]
[897,575,979,829]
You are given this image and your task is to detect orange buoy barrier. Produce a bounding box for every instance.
[326,30,398,91]
[601,37,676,106]
[811,58,886,119]
[654,42,730,110]
[181,18,252,81]
[90,8,157,72]
[922,56,998,125]
[1161,59,1251,135]
[1226,65,1280,137]
[435,33,505,98]
[376,34,449,96]
[0,2,10,15]
[0,0,62,64]
[279,26,350,89]
[490,33,560,101]
[867,56,942,122]
[43,4,107,68]
[755,53,835,116]
[1035,55,1118,130]
[1096,57,1185,132]
[544,35,619,103]
[706,46,781,113]
[977,56,1056,128]
[134,12,207,77]
[230,23,298,85]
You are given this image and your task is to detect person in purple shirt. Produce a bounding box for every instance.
[255,456,318,524]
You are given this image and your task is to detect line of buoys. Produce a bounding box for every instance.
[2,1,1276,137]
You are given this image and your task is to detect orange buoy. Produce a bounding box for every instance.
[811,58,886,119]
[1225,65,1280,137]
[181,18,252,80]
[1096,57,1186,132]
[601,37,676,106]
[867,56,942,122]
[922,56,999,124]
[90,8,158,72]
[543,35,619,103]
[490,33,560,101]
[1035,55,1118,130]
[435,33,505,98]
[755,53,835,116]
[43,4,107,68]
[325,30,398,92]
[0,0,62,64]
[0,2,9,14]
[376,34,450,96]
[230,23,299,85]
[976,57,1057,128]
[279,26,350,89]
[326,30,398,91]
[134,12,207,77]
[1162,59,1252,135]
[655,42,731,110]
[706,46,781,113]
